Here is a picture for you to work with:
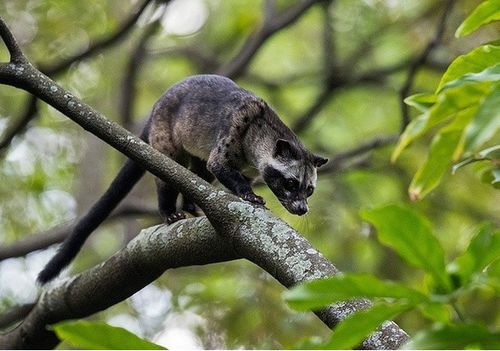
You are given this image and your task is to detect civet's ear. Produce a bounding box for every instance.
[313,155,328,168]
[273,139,300,160]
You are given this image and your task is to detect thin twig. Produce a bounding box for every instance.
[217,0,322,79]
[0,206,158,261]
[120,14,164,129]
[0,95,37,152]
[39,0,155,76]
[0,17,26,63]
[399,0,455,132]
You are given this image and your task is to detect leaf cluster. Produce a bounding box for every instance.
[393,0,500,199]
[285,204,500,349]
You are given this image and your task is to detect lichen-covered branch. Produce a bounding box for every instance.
[0,17,409,349]
[0,216,409,349]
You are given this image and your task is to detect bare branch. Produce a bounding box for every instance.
[0,206,158,261]
[39,0,156,76]
[0,17,26,63]
[321,135,399,173]
[0,95,37,152]
[120,15,163,129]
[399,0,455,132]
[217,0,323,79]
[0,1,157,154]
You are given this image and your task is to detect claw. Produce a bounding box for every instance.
[166,212,186,224]
[241,193,266,205]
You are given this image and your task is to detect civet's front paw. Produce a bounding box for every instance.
[241,192,266,205]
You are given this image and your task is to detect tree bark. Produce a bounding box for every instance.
[0,16,409,349]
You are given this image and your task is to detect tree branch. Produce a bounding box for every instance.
[39,0,155,76]
[120,14,163,129]
[0,304,35,330]
[0,0,157,153]
[0,17,409,349]
[217,0,323,79]
[0,218,409,349]
[399,0,455,132]
[0,205,158,261]
[0,94,37,153]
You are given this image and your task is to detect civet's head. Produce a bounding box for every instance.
[262,139,327,215]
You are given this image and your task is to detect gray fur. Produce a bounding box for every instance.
[149,74,327,221]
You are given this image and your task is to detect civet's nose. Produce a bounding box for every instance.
[295,202,308,216]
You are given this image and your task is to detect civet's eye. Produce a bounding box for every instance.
[284,178,299,191]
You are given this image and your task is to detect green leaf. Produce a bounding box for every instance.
[464,83,500,152]
[409,108,476,200]
[456,0,500,37]
[417,303,451,323]
[404,93,437,112]
[437,42,500,92]
[441,63,500,90]
[481,167,500,188]
[405,323,500,349]
[52,320,166,350]
[393,82,490,162]
[360,205,452,292]
[392,113,430,162]
[451,223,500,286]
[284,273,428,311]
[322,303,411,350]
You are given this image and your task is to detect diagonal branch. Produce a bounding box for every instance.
[0,94,37,152]
[0,218,409,349]
[39,0,155,76]
[0,17,409,349]
[0,205,158,261]
[0,0,156,153]
[0,17,26,63]
[399,0,455,132]
[217,0,323,79]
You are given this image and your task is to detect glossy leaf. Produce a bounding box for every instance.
[361,205,452,291]
[441,63,500,91]
[456,0,500,37]
[451,223,500,286]
[284,273,428,311]
[393,82,490,161]
[404,93,437,112]
[323,303,411,350]
[405,323,500,349]
[52,320,166,350]
[437,42,500,92]
[464,83,500,152]
[409,108,476,200]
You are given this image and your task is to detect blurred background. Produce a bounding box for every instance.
[0,0,498,348]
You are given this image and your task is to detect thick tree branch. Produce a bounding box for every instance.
[0,206,158,261]
[217,0,323,79]
[0,17,408,349]
[0,218,409,349]
[399,0,454,132]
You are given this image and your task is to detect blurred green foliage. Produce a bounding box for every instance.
[0,0,499,349]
